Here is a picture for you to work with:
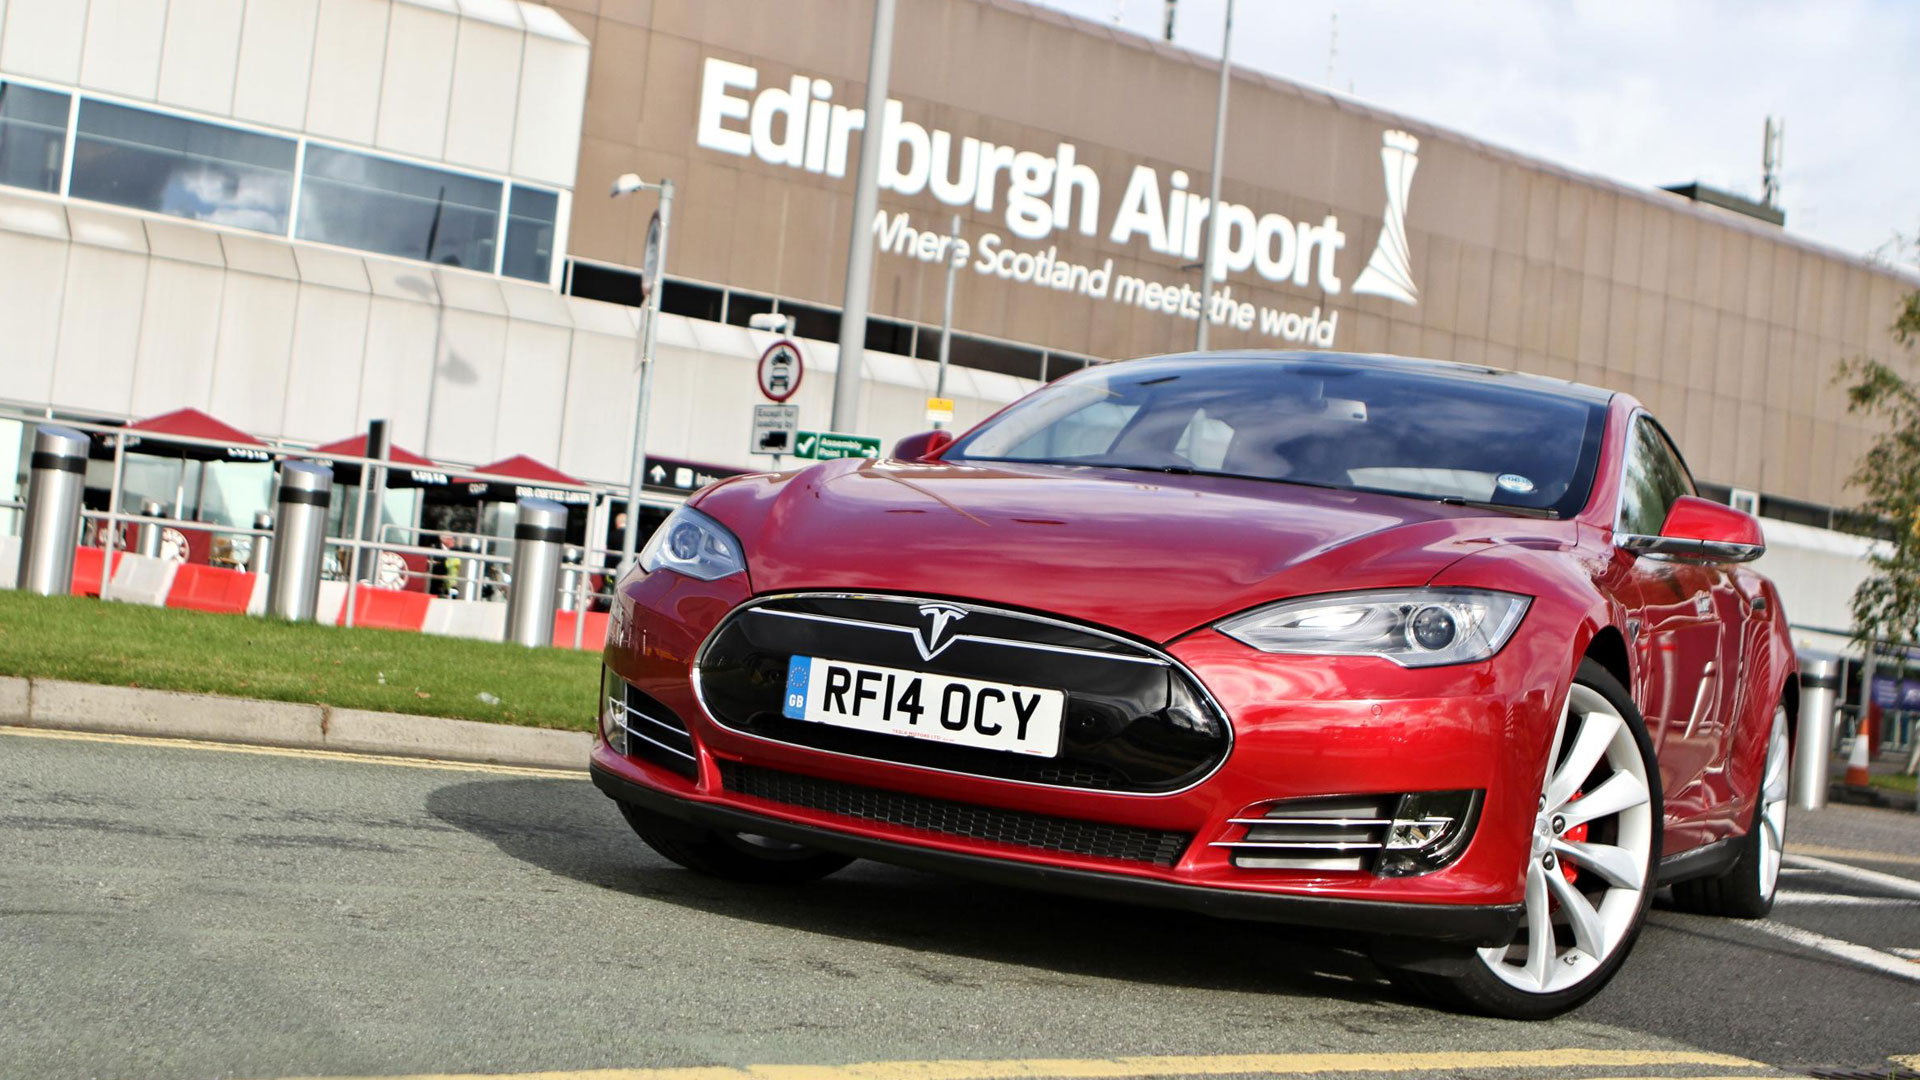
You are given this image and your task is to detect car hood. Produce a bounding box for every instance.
[695,458,1570,643]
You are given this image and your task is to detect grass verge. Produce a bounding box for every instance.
[1869,771,1917,795]
[0,590,597,731]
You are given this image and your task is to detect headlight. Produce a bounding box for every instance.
[1216,588,1530,667]
[638,505,746,581]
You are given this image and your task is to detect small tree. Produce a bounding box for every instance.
[1835,252,1920,646]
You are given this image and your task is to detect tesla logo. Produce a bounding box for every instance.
[1351,130,1422,306]
[911,603,969,661]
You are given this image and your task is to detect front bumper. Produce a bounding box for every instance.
[591,762,1521,945]
[598,574,1569,945]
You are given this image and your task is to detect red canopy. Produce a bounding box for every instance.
[474,455,582,486]
[453,454,592,504]
[312,435,451,488]
[97,408,271,462]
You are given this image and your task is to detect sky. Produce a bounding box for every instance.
[1029,0,1919,265]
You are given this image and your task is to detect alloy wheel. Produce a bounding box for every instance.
[1757,706,1790,899]
[1478,683,1655,995]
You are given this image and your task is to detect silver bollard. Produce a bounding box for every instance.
[457,537,483,600]
[504,498,566,648]
[135,499,164,558]
[16,425,89,595]
[248,511,274,574]
[558,546,584,614]
[267,462,333,621]
[1794,652,1841,811]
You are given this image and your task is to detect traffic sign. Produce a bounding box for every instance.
[925,396,954,424]
[640,211,663,300]
[757,339,804,402]
[794,430,882,460]
[751,404,800,456]
[641,455,746,495]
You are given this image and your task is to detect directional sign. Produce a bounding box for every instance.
[757,339,804,403]
[751,404,800,456]
[794,430,882,461]
[641,455,748,495]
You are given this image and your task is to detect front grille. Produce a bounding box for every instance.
[606,675,698,780]
[720,762,1192,867]
[695,594,1231,794]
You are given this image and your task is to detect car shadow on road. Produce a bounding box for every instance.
[426,776,1406,1006]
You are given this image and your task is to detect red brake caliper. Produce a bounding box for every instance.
[1561,792,1587,885]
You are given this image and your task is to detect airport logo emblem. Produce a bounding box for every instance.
[1352,130,1422,306]
[911,603,969,661]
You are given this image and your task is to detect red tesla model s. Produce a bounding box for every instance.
[591,351,1795,1018]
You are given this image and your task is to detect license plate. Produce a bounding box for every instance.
[782,656,1064,757]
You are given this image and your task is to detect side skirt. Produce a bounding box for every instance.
[1656,835,1739,886]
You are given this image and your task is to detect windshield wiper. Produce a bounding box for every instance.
[1436,496,1558,519]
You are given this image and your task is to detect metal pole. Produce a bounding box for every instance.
[831,0,897,434]
[99,432,126,601]
[135,499,163,558]
[934,213,961,426]
[267,462,333,621]
[505,497,566,648]
[1794,654,1840,811]
[1194,0,1233,352]
[15,425,88,594]
[354,419,389,587]
[247,510,273,575]
[620,180,673,575]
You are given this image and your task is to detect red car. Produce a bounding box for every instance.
[592,352,1795,1019]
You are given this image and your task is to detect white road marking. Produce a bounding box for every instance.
[1893,948,1920,960]
[1745,919,1920,983]
[1782,853,1920,900]
[1772,890,1919,907]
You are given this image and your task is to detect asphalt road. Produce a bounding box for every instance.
[1,727,1915,1080]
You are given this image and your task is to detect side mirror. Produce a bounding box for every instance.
[891,429,955,462]
[1619,495,1765,563]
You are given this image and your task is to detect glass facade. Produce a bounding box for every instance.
[0,82,69,194]
[70,99,296,234]
[502,185,558,282]
[298,145,501,271]
[1,82,561,281]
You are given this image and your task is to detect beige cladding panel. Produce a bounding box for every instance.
[544,0,1915,508]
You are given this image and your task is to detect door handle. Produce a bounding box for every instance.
[1694,594,1713,617]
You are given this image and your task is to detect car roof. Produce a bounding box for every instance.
[1108,350,1619,406]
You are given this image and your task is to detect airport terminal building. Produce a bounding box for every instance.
[1,0,1916,631]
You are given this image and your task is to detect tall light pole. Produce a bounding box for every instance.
[1194,0,1234,352]
[831,0,898,435]
[611,172,673,573]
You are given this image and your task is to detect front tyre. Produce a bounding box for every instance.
[1387,659,1663,1020]
[618,802,855,884]
[1670,703,1789,918]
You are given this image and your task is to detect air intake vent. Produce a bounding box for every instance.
[606,675,697,780]
[720,763,1192,866]
[1212,791,1482,875]
[1213,796,1397,872]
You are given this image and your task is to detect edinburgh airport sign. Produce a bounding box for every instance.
[695,57,1424,344]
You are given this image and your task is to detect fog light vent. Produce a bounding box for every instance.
[1213,790,1481,875]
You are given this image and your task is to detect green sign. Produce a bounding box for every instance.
[794,430,882,460]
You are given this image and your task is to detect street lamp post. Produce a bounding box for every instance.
[1194,0,1234,352]
[831,0,898,435]
[610,173,674,575]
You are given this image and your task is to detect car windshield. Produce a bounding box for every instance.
[946,357,1608,518]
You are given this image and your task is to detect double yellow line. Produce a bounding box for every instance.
[259,1048,1775,1080]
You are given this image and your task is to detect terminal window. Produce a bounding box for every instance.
[69,99,296,234]
[0,82,69,194]
[297,144,501,271]
[503,185,559,283]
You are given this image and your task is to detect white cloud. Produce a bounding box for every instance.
[1034,0,1919,259]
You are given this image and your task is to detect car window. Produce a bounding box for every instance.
[1617,416,1696,536]
[948,358,1609,518]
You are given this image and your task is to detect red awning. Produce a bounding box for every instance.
[452,454,592,504]
[473,455,582,486]
[312,435,452,488]
[109,408,272,461]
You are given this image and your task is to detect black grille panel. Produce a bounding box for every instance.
[720,762,1192,867]
[696,594,1231,794]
